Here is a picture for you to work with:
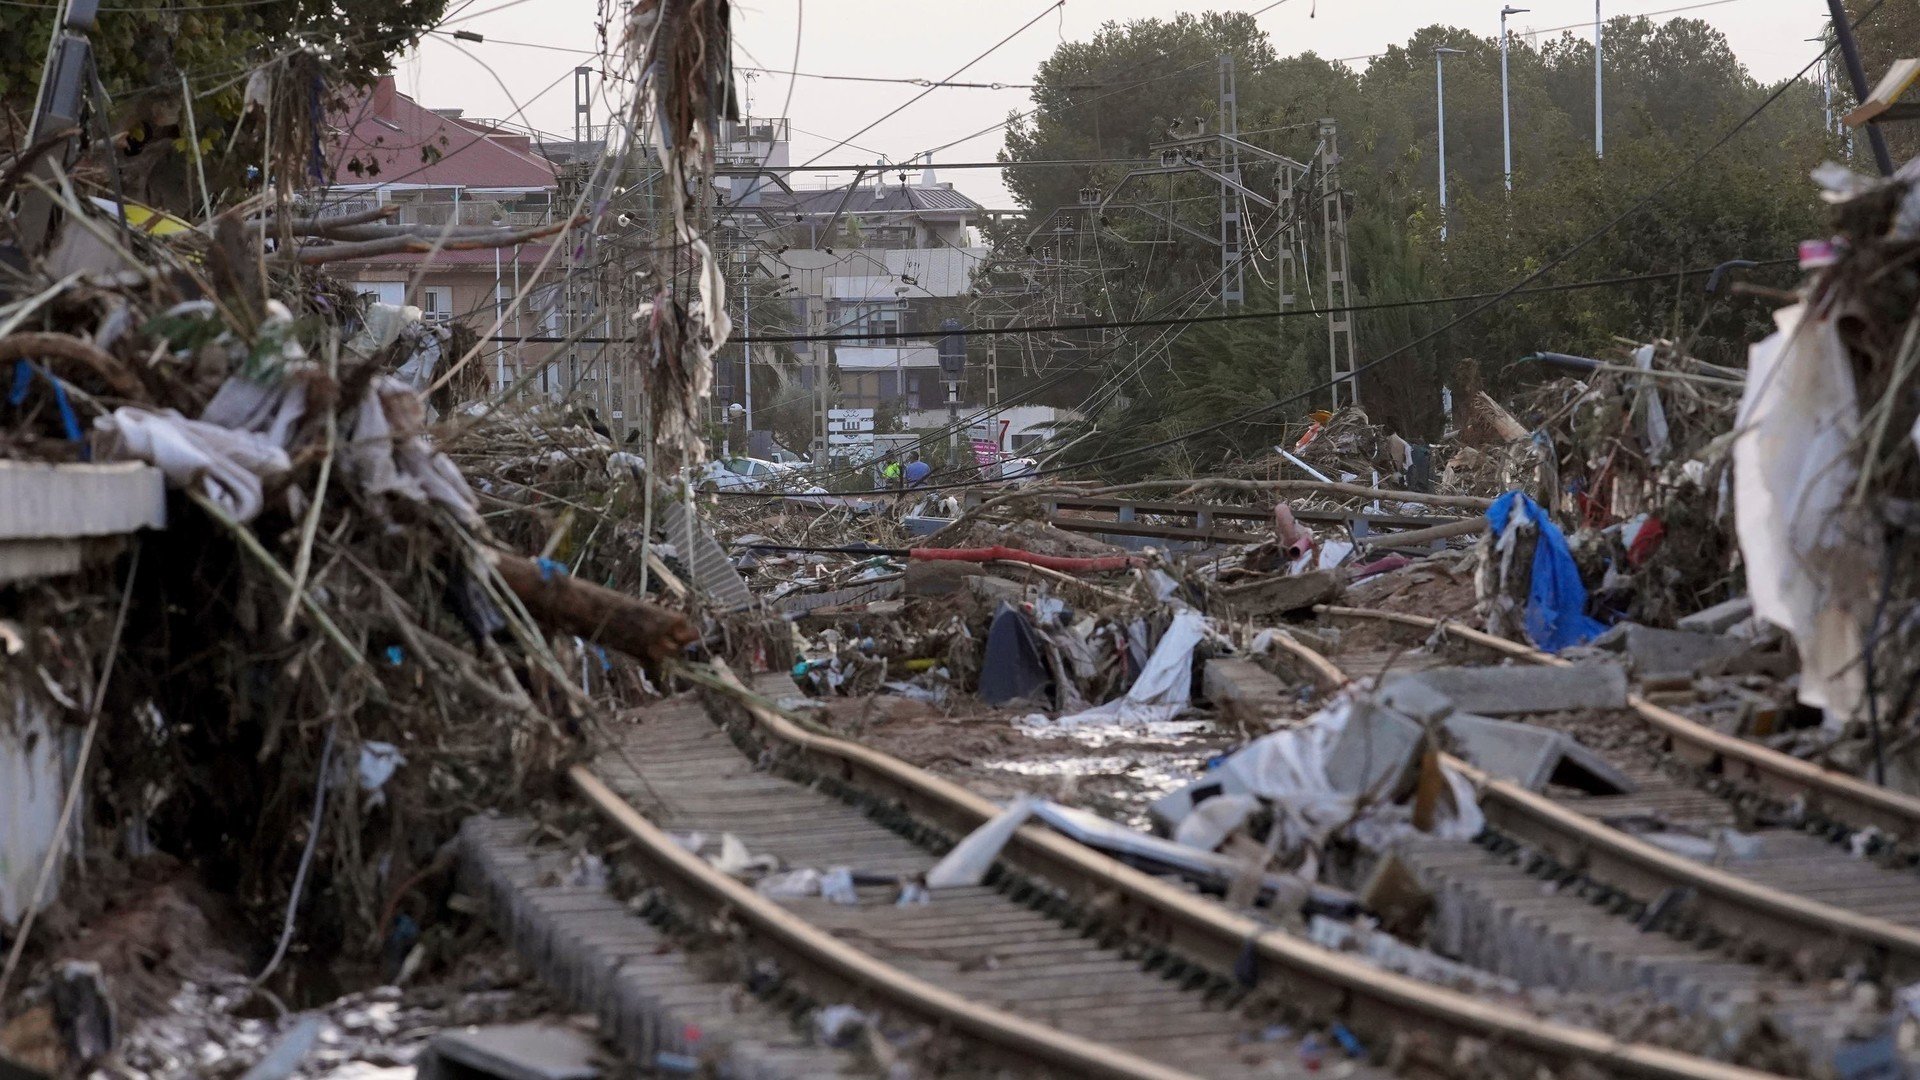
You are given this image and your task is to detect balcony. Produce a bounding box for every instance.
[301,198,550,228]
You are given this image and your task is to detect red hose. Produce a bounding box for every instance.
[909,546,1144,573]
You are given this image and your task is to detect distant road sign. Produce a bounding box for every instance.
[827,432,876,446]
[828,408,874,421]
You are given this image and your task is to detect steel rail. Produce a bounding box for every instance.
[1316,605,1920,839]
[568,764,1195,1080]
[697,660,1784,1080]
[1312,605,1920,976]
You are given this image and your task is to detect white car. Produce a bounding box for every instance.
[696,457,792,492]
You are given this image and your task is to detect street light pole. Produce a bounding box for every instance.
[1501,5,1528,191]
[1435,46,1464,241]
[1594,1,1603,158]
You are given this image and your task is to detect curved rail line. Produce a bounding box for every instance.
[570,658,1793,1080]
[1308,605,1920,977]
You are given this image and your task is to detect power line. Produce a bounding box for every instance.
[487,259,1794,346]
[793,0,1064,170]
[735,65,1075,90]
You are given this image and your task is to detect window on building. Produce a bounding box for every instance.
[419,286,454,323]
[360,281,406,308]
[832,301,904,344]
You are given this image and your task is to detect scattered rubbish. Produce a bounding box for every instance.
[812,1005,868,1049]
[236,1015,322,1080]
[819,867,859,906]
[1042,608,1208,728]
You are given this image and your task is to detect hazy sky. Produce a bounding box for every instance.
[401,0,1834,206]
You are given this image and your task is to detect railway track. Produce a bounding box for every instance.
[1298,605,1920,1071]
[557,660,1790,1079]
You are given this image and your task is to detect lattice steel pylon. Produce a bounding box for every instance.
[1097,63,1354,407]
[1218,54,1245,305]
[1317,120,1358,408]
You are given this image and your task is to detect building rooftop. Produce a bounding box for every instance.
[326,77,559,192]
[762,181,982,219]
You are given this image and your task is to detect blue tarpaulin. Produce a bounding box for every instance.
[1486,491,1605,652]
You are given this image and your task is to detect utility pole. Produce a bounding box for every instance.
[1826,0,1895,177]
[1501,5,1528,192]
[1594,1,1604,158]
[1434,47,1463,241]
[1218,53,1245,305]
[741,253,752,440]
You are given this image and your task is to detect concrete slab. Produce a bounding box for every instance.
[1387,663,1627,715]
[1200,658,1291,708]
[1593,624,1747,679]
[1325,702,1424,798]
[1677,597,1754,635]
[1376,677,1454,724]
[1441,713,1633,794]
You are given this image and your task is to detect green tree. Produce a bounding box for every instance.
[998,12,1833,481]
[0,0,447,214]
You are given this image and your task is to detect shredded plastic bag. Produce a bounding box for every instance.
[926,796,1037,889]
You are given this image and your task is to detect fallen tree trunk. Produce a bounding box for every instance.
[486,550,700,662]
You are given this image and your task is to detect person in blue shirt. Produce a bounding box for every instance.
[902,450,931,487]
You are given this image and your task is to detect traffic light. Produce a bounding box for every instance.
[937,318,966,379]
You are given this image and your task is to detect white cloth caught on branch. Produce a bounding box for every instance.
[1733,303,1878,728]
[92,407,290,522]
[344,376,482,527]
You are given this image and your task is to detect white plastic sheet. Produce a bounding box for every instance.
[1733,303,1877,728]
[1041,607,1209,728]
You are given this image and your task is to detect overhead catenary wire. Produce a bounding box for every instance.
[489,258,1796,346]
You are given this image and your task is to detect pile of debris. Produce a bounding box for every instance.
[1726,160,1920,778]
[0,156,700,1076]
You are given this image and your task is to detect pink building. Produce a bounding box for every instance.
[318,77,564,393]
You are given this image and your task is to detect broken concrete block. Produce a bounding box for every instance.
[1202,658,1292,709]
[964,574,1026,606]
[903,558,984,596]
[1593,623,1747,680]
[1325,702,1424,798]
[1376,678,1454,724]
[1677,596,1754,635]
[1441,713,1632,794]
[1388,663,1627,716]
[417,1022,602,1080]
